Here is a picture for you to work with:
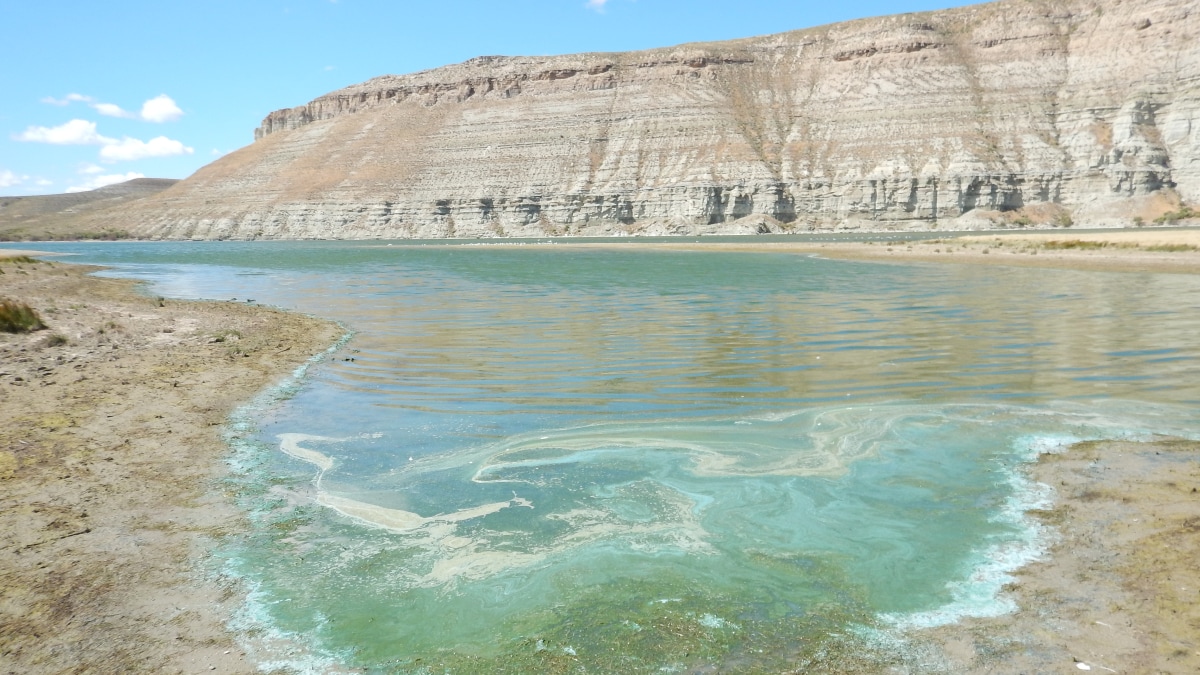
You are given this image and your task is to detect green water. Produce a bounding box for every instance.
[13,240,1200,673]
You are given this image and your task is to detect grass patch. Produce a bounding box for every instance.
[1153,205,1196,224]
[208,329,243,343]
[39,333,69,348]
[1144,243,1199,252]
[1041,240,1109,250]
[0,298,47,333]
[0,255,40,264]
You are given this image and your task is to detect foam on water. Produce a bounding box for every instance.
[243,399,1200,670]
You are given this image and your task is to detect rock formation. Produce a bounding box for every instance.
[81,0,1200,239]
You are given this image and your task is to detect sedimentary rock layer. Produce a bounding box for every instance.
[85,0,1200,239]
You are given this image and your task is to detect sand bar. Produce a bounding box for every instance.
[645,226,1200,274]
[0,248,68,259]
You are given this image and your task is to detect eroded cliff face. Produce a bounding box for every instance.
[94,0,1200,239]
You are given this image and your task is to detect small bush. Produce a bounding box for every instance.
[1042,240,1108,250]
[40,333,69,347]
[1154,205,1197,224]
[0,299,46,333]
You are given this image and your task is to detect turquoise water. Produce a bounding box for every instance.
[12,240,1200,672]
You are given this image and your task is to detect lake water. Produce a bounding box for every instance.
[12,239,1200,672]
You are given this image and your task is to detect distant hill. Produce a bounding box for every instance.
[0,178,179,241]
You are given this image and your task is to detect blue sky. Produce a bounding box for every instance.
[1,0,968,195]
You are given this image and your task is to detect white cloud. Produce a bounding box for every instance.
[140,95,183,123]
[0,169,30,188]
[40,92,183,122]
[67,171,145,193]
[98,135,193,162]
[585,0,609,11]
[79,163,106,174]
[14,119,114,145]
[36,179,53,187]
[93,102,137,119]
[41,93,93,106]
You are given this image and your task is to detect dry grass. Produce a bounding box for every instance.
[0,298,46,333]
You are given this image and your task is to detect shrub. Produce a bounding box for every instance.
[1042,240,1108,250]
[0,299,46,333]
[1145,244,1199,252]
[1154,205,1197,224]
[40,333,69,347]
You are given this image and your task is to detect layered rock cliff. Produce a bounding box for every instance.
[87,0,1200,239]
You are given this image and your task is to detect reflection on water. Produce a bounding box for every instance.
[17,240,1200,672]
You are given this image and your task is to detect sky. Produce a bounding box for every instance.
[1,0,969,196]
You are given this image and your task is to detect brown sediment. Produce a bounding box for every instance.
[913,438,1200,673]
[0,255,341,673]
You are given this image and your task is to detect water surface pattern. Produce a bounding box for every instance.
[19,240,1200,672]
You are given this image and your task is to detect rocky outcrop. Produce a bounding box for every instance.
[82,0,1200,239]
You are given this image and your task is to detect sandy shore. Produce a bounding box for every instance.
[0,253,341,673]
[633,227,1200,275]
[912,438,1200,674]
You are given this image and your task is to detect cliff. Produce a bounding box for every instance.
[80,0,1200,239]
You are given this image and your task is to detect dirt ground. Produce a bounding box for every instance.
[0,253,341,674]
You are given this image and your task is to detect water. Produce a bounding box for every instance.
[12,240,1200,672]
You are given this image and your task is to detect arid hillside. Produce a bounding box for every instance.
[65,0,1200,239]
[0,178,178,241]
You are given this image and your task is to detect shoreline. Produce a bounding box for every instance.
[0,253,341,673]
[595,228,1200,275]
[914,437,1200,673]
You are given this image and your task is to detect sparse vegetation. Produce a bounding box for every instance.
[208,329,243,343]
[1153,205,1197,224]
[1,255,40,264]
[0,298,47,333]
[39,333,69,347]
[1145,243,1199,252]
[1041,239,1110,250]
[96,320,124,335]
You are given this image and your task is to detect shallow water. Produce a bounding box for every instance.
[15,240,1200,672]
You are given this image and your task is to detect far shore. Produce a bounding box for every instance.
[596,227,1200,274]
